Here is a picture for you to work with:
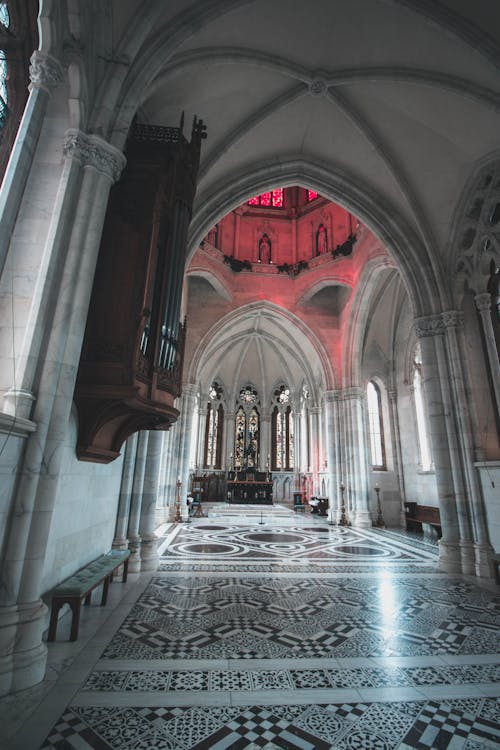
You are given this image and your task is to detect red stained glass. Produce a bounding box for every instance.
[248,189,284,207]
[272,188,283,207]
[307,190,318,201]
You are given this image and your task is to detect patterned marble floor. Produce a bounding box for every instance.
[8,507,500,749]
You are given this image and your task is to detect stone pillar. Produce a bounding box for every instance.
[177,385,198,519]
[233,208,242,255]
[414,313,471,574]
[224,410,235,469]
[445,311,494,576]
[260,414,271,472]
[113,433,138,550]
[388,389,407,527]
[0,131,125,696]
[343,388,371,528]
[475,293,500,418]
[309,407,321,494]
[323,391,339,523]
[139,431,163,572]
[0,53,63,279]
[196,406,207,470]
[156,431,169,525]
[127,431,149,573]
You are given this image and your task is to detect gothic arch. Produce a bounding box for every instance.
[187,157,447,319]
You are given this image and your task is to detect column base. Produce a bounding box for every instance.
[438,539,462,574]
[140,535,159,572]
[112,537,129,550]
[0,600,48,697]
[459,540,476,576]
[474,542,495,578]
[2,389,36,419]
[352,510,373,528]
[127,535,142,573]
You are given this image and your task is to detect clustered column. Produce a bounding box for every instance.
[414,311,493,576]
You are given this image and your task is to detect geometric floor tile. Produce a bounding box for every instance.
[40,699,500,749]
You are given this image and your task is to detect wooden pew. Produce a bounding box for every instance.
[404,502,442,537]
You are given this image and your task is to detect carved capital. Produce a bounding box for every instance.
[335,386,365,402]
[414,313,445,338]
[414,311,463,338]
[323,390,338,404]
[475,292,492,313]
[29,51,63,92]
[63,129,126,183]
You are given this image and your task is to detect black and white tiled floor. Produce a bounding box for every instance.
[6,506,500,749]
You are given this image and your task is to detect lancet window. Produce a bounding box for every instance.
[272,385,294,471]
[234,386,260,468]
[204,382,224,468]
[367,381,385,469]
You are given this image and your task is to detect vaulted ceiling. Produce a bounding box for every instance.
[90,0,500,272]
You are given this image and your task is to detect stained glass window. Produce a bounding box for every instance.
[234,386,260,468]
[367,381,385,469]
[0,4,9,28]
[204,382,224,468]
[307,190,318,202]
[247,189,284,208]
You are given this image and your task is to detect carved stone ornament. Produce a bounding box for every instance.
[63,129,126,183]
[29,51,64,91]
[414,311,464,338]
[309,77,328,97]
[454,163,500,295]
[474,292,492,312]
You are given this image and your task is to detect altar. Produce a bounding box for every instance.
[227,471,273,504]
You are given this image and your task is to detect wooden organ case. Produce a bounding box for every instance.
[74,118,206,463]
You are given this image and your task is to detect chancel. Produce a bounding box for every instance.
[1,1,500,747]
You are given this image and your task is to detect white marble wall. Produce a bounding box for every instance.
[42,408,123,593]
[476,462,500,553]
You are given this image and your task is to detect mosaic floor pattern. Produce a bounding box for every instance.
[29,509,500,749]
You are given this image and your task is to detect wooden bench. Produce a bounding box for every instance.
[47,549,130,642]
[404,502,442,537]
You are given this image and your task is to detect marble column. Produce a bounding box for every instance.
[414,313,467,574]
[475,293,500,418]
[139,431,163,571]
[196,406,207,470]
[260,414,271,472]
[177,385,198,519]
[309,407,321,494]
[343,388,371,528]
[113,434,138,550]
[388,389,407,527]
[445,312,494,576]
[0,52,63,280]
[323,391,339,524]
[224,410,235,470]
[0,132,125,696]
[127,431,149,573]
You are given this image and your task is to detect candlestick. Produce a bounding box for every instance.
[174,477,182,522]
[338,481,349,526]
